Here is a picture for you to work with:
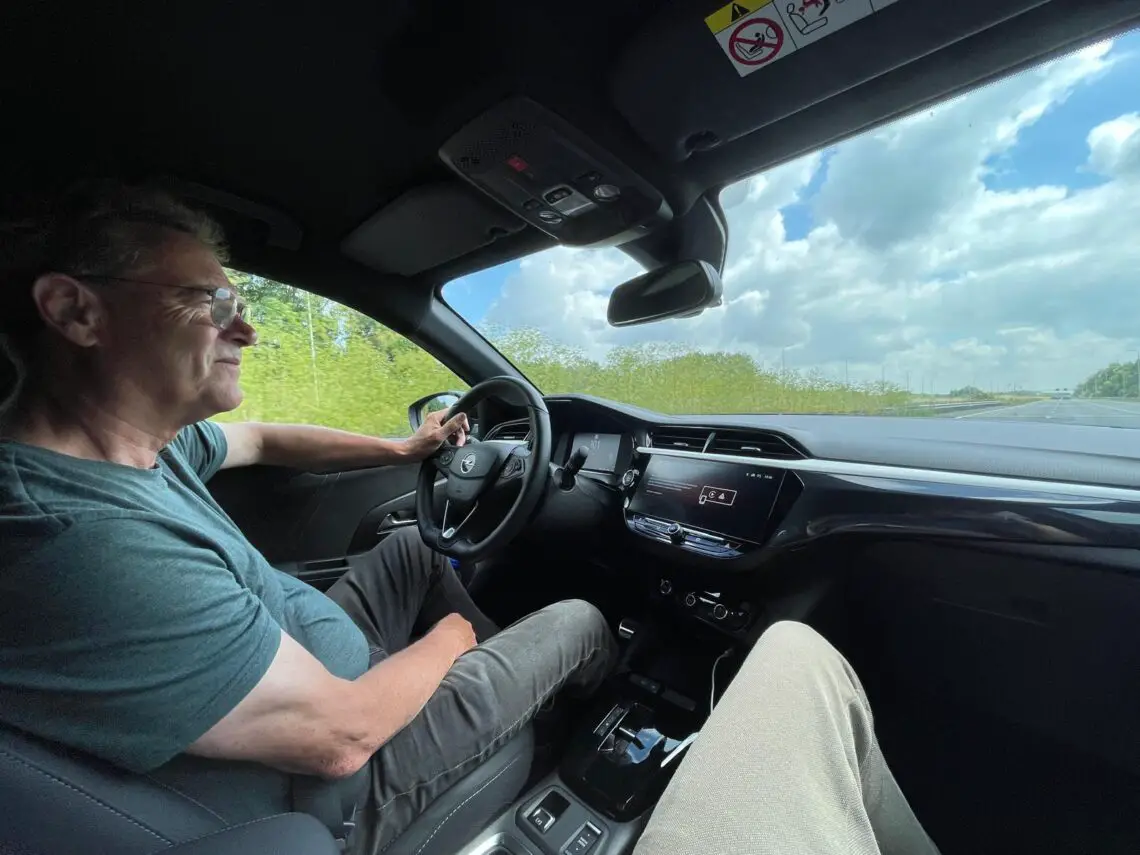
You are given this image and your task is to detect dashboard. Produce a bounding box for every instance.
[482,393,1140,565]
[477,394,1140,635]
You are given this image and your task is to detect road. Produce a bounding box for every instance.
[943,399,1140,428]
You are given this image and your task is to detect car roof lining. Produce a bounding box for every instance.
[2,0,1136,313]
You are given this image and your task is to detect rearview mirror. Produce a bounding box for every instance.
[607,260,723,327]
[408,391,463,431]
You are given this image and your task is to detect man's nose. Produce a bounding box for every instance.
[224,315,258,347]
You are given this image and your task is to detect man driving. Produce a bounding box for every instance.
[0,182,617,853]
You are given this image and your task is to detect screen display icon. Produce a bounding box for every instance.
[698,486,737,506]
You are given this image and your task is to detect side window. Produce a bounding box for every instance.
[213,271,464,437]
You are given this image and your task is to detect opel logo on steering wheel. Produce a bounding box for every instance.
[459,452,477,474]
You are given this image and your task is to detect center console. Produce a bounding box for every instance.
[457,674,705,855]
[623,455,792,560]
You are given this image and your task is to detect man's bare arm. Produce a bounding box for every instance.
[217,410,468,472]
[188,614,476,778]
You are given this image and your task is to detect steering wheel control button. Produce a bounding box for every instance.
[439,449,455,466]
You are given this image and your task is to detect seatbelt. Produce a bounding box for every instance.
[291,765,370,846]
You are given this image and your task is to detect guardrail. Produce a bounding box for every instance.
[883,400,1011,415]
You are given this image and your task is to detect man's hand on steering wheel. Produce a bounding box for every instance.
[404,410,470,461]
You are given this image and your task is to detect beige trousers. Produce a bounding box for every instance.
[634,622,941,855]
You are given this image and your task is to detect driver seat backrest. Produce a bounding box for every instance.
[0,721,536,855]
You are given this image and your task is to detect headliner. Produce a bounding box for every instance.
[3,0,1137,293]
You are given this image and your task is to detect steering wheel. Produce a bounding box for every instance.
[416,375,552,561]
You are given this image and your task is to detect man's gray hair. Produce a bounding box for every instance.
[0,181,228,418]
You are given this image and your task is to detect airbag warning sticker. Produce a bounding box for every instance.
[706,0,902,78]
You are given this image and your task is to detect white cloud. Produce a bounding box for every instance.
[479,37,1140,394]
[1088,112,1140,176]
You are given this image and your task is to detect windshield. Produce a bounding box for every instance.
[444,34,1140,427]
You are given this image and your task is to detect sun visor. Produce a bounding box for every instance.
[341,182,528,277]
[611,0,1054,162]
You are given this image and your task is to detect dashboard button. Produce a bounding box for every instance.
[659,579,673,596]
[683,592,697,608]
[712,604,729,621]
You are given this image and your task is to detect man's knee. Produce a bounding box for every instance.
[737,621,863,704]
[378,526,442,572]
[388,525,431,552]
[757,620,834,660]
[542,598,610,637]
[744,621,847,680]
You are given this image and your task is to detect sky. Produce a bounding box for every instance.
[444,30,1140,395]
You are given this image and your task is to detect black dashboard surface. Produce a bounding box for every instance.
[479,393,1140,577]
[543,395,1140,490]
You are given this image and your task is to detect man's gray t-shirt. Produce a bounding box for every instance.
[0,422,370,817]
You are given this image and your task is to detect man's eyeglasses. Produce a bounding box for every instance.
[71,274,248,330]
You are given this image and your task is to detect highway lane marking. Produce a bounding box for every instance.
[954,402,1041,419]
[1087,400,1140,416]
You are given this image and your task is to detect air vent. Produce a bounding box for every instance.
[649,427,712,452]
[707,429,804,460]
[485,419,531,443]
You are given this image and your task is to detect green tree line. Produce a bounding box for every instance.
[1075,361,1140,399]
[214,274,913,437]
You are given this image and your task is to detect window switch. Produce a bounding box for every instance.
[528,807,556,833]
[564,823,601,855]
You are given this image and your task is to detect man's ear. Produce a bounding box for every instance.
[30,274,105,348]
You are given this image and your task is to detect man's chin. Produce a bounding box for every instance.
[201,385,244,419]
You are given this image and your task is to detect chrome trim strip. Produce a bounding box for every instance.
[484,418,531,442]
[635,447,1140,503]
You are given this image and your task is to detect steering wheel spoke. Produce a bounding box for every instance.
[440,498,480,542]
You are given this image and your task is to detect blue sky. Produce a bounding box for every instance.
[442,32,1140,393]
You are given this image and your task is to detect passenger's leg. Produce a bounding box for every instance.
[634,621,939,855]
[352,599,618,854]
[326,527,499,658]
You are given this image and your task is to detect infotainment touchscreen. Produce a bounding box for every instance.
[627,455,783,542]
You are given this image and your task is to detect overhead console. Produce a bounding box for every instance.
[439,97,672,246]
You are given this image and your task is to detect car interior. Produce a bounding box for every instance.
[4,0,1140,854]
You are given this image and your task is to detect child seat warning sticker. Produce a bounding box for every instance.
[705,0,903,78]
